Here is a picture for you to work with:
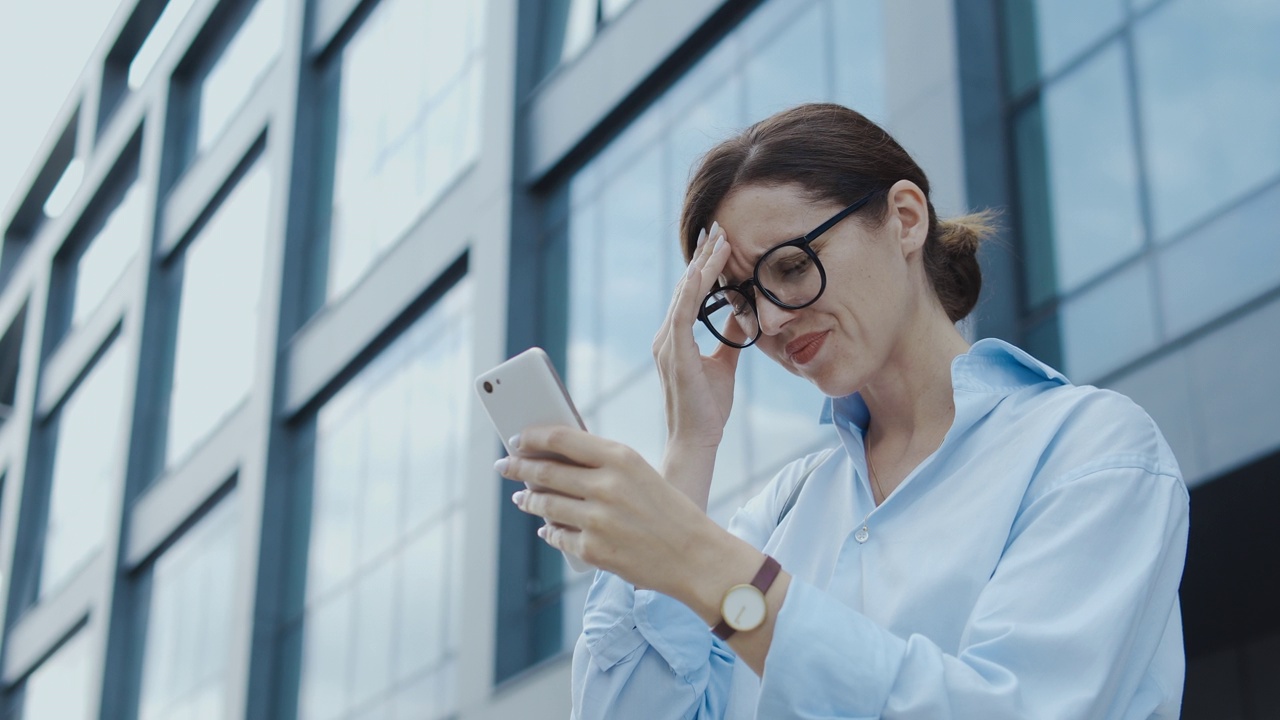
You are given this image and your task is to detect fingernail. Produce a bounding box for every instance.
[686,258,700,278]
[512,490,526,506]
[536,525,547,539]
[507,434,521,450]
[713,235,726,254]
[494,457,510,474]
[695,228,708,249]
[710,221,720,239]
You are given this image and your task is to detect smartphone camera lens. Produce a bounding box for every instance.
[483,381,494,394]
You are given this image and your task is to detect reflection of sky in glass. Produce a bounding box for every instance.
[1134,0,1280,241]
[327,0,486,300]
[198,0,286,151]
[1060,261,1158,382]
[42,340,128,597]
[24,629,90,720]
[1020,43,1144,298]
[299,280,469,720]
[167,163,271,468]
[831,0,886,122]
[743,2,826,122]
[73,181,147,327]
[139,493,239,720]
[1158,181,1280,338]
[596,150,666,397]
[1003,0,1124,95]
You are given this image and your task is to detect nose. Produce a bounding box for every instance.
[755,298,795,336]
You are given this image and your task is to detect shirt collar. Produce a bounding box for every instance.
[819,338,1067,428]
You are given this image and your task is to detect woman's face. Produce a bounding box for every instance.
[712,182,927,397]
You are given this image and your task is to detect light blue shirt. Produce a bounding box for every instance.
[571,339,1189,719]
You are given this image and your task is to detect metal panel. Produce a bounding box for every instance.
[35,271,132,420]
[124,393,247,571]
[157,81,274,260]
[1,557,101,684]
[282,191,473,417]
[521,0,727,184]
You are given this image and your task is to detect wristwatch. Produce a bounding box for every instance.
[711,555,781,640]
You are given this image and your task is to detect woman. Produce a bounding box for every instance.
[495,103,1188,719]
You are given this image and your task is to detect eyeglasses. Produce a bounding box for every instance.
[698,190,880,349]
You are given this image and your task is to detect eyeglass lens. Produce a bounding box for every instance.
[699,244,824,348]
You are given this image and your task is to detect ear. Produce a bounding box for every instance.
[885,179,929,258]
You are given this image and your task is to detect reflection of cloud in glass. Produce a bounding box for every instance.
[1039,44,1144,294]
[25,629,91,720]
[743,2,826,122]
[1060,262,1158,382]
[298,588,352,718]
[327,0,486,300]
[167,163,271,467]
[43,340,128,597]
[1158,184,1280,338]
[198,0,286,150]
[73,181,147,327]
[139,494,239,720]
[301,280,470,720]
[1135,0,1280,240]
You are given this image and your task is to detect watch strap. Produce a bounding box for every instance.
[712,554,782,640]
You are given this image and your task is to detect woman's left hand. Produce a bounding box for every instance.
[495,425,723,596]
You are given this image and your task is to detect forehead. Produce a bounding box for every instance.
[714,184,839,281]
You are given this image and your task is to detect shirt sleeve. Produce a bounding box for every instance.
[570,457,814,719]
[757,463,1189,720]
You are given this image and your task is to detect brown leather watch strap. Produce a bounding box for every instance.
[712,554,782,641]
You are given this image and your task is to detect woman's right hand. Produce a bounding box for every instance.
[651,222,744,507]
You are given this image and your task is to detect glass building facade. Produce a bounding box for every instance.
[0,0,1274,718]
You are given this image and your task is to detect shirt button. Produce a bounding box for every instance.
[855,526,869,543]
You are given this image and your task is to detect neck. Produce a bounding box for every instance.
[860,309,970,455]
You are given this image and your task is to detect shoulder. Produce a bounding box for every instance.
[1014,382,1186,500]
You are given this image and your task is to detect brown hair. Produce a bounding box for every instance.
[679,103,996,322]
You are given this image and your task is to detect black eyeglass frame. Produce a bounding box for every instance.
[698,189,882,349]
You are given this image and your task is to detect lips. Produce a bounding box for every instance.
[786,331,829,365]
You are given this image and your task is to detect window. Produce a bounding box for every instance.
[324,0,486,301]
[137,491,239,720]
[1157,181,1280,339]
[166,162,271,468]
[22,630,92,720]
[1003,0,1280,378]
[196,0,287,152]
[1133,0,1280,241]
[1001,0,1125,95]
[536,0,638,83]
[292,280,470,720]
[41,340,129,597]
[519,0,875,678]
[1012,42,1144,308]
[68,179,148,329]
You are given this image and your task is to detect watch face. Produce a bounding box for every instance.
[722,584,767,632]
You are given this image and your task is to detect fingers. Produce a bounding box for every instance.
[536,522,583,559]
[673,223,730,330]
[511,486,591,531]
[654,226,711,354]
[496,451,596,498]
[655,222,731,365]
[511,425,625,470]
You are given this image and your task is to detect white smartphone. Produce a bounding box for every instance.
[475,347,591,572]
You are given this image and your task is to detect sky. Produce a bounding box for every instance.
[0,0,123,220]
